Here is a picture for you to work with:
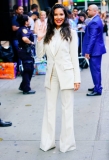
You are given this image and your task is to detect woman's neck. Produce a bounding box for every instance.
[56,26,61,29]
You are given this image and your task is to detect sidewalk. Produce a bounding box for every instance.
[0,37,109,160]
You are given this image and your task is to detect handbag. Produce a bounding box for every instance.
[78,56,89,69]
[0,41,14,62]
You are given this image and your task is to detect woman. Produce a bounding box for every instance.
[17,15,35,94]
[77,12,86,31]
[34,11,47,34]
[77,12,86,56]
[37,4,81,152]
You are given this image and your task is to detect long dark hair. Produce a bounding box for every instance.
[44,4,72,44]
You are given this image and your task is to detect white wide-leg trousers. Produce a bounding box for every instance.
[40,67,76,153]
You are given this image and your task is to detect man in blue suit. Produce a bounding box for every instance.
[82,5,106,96]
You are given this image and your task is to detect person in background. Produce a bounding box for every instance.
[103,20,108,46]
[77,12,86,56]
[84,9,91,25]
[72,7,79,25]
[29,12,39,75]
[37,3,80,152]
[17,15,35,94]
[82,5,106,96]
[67,9,77,30]
[29,12,39,32]
[0,102,12,127]
[11,4,18,16]
[11,5,24,74]
[77,12,86,31]
[44,7,51,18]
[98,11,108,46]
[28,4,38,17]
[34,11,47,35]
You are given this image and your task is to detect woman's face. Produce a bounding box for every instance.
[79,16,85,22]
[54,8,65,29]
[40,13,46,21]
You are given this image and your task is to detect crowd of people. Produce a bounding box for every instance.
[0,1,108,154]
[9,3,109,66]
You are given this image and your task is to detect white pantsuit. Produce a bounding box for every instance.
[37,28,81,152]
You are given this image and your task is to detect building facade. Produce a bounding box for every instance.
[9,0,58,11]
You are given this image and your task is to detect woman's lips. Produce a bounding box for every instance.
[56,20,62,23]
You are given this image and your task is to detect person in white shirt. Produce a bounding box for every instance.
[67,9,77,30]
[29,12,39,31]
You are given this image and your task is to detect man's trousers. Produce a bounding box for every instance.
[40,66,76,153]
[89,55,102,94]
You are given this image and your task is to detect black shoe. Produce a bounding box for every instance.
[23,90,36,95]
[86,91,101,96]
[0,120,12,127]
[88,88,94,91]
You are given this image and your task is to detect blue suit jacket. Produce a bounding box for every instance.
[82,15,106,56]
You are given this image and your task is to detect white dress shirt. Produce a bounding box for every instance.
[50,28,61,56]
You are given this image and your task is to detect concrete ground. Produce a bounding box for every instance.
[0,37,109,160]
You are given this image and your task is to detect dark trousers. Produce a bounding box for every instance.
[20,61,34,92]
[89,55,102,94]
[12,40,21,72]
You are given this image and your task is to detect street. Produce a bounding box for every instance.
[0,37,109,160]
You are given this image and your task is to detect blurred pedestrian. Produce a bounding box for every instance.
[72,7,79,24]
[103,20,108,46]
[29,12,39,32]
[44,7,51,18]
[34,11,47,35]
[77,12,86,56]
[17,15,36,94]
[11,5,24,74]
[28,4,38,17]
[67,9,77,30]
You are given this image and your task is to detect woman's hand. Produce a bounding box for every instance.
[37,25,46,41]
[74,83,80,91]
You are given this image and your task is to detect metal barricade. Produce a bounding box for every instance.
[33,34,37,56]
[77,31,89,69]
[77,30,85,56]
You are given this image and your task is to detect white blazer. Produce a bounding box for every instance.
[37,29,81,90]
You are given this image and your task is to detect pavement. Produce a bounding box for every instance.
[0,37,109,160]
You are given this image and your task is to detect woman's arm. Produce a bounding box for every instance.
[70,29,81,84]
[22,37,34,44]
